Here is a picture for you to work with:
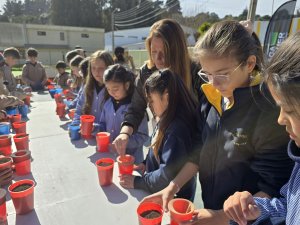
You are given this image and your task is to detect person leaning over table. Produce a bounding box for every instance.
[141,20,294,225]
[119,69,197,201]
[113,18,203,156]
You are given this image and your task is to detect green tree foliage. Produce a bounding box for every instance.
[51,0,101,27]
[198,22,211,37]
[1,0,49,23]
[0,0,276,30]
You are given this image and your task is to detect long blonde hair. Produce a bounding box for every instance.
[83,51,114,114]
[145,19,192,91]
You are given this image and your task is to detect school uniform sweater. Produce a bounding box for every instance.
[191,80,294,210]
[53,72,70,89]
[22,61,47,89]
[134,118,197,201]
[2,64,26,100]
[3,64,17,92]
[72,86,105,126]
[99,97,149,154]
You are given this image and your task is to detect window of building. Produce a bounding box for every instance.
[81,33,89,38]
[142,37,147,40]
[60,32,65,41]
[37,31,46,36]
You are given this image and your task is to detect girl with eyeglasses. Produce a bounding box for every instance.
[224,31,300,225]
[142,20,294,225]
[119,69,197,201]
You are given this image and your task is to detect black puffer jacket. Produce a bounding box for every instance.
[122,62,202,132]
[190,82,294,210]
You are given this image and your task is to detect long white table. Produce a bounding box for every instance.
[5,92,171,225]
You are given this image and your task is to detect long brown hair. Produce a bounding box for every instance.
[83,51,114,114]
[144,69,197,158]
[194,20,264,72]
[70,55,84,90]
[265,31,300,117]
[145,19,192,91]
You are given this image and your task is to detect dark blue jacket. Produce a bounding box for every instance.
[134,118,196,201]
[191,81,294,210]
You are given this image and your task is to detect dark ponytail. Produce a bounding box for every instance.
[145,69,197,157]
[103,64,135,102]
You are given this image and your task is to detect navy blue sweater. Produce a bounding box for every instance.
[134,118,196,201]
[190,82,294,210]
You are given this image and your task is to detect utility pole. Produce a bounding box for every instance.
[111,8,120,53]
[247,0,258,23]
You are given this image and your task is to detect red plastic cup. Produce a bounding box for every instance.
[10,114,21,124]
[96,132,110,152]
[68,109,76,120]
[168,198,195,225]
[47,84,54,90]
[137,202,163,225]
[12,122,26,134]
[24,95,31,106]
[54,93,63,103]
[12,150,31,176]
[80,115,95,139]
[13,133,29,151]
[0,157,12,172]
[56,103,66,118]
[117,155,135,175]
[95,158,114,186]
[63,89,69,96]
[0,189,7,223]
[9,179,35,215]
[0,136,12,156]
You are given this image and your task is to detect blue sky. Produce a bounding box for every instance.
[0,0,299,18]
[181,0,300,17]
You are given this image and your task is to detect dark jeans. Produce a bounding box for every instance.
[30,83,44,91]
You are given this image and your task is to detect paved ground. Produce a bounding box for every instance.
[4,91,203,225]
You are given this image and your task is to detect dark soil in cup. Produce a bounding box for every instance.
[141,210,161,219]
[98,162,112,167]
[12,183,32,192]
[0,158,10,164]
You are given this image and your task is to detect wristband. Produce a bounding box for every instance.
[120,132,131,137]
[170,180,180,194]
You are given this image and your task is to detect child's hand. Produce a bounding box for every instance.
[0,110,7,120]
[119,174,135,189]
[109,143,118,154]
[134,163,146,175]
[223,191,261,225]
[113,133,130,156]
[179,209,228,225]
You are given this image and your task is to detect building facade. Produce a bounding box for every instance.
[0,22,105,65]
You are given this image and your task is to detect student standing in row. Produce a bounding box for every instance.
[223,31,300,225]
[99,64,148,157]
[54,61,70,90]
[22,48,47,91]
[72,51,113,127]
[119,69,197,201]
[2,47,26,100]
